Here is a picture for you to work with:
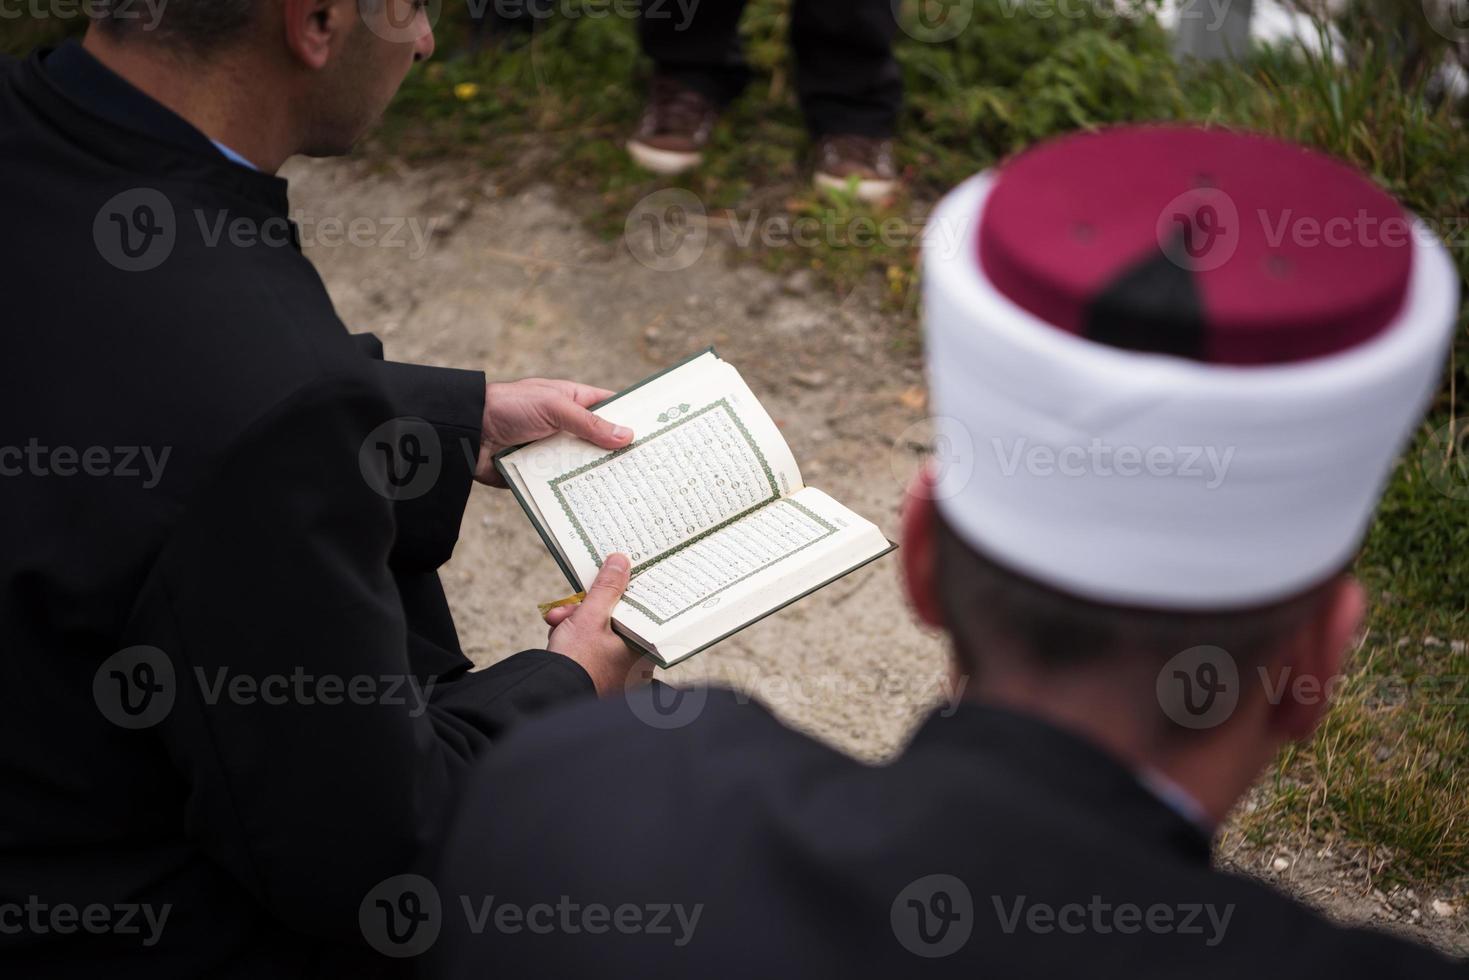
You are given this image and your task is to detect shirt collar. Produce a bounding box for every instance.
[1137,768,1216,835]
[210,138,259,171]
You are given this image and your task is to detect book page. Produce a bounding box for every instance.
[506,353,803,588]
[619,495,840,626]
[612,487,894,666]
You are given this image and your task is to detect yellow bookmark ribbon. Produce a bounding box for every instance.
[537,592,586,617]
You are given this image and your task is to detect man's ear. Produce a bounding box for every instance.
[901,465,945,631]
[1266,576,1364,742]
[283,0,354,70]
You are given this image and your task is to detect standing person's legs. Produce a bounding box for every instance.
[790,0,903,138]
[792,0,903,202]
[629,0,751,174]
[639,0,752,106]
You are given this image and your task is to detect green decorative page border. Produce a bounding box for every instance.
[620,498,838,626]
[548,398,780,574]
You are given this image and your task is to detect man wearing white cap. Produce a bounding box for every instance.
[427,125,1464,977]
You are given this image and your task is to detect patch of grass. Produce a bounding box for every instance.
[1239,626,1469,882]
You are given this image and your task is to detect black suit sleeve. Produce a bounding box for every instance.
[122,373,592,944]
[349,331,485,572]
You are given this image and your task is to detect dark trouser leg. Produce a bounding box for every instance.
[790,0,903,138]
[639,0,753,106]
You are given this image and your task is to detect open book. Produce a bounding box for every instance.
[496,349,895,668]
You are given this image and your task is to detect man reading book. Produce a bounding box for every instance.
[430,127,1466,977]
[0,2,641,976]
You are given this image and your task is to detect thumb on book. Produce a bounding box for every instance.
[551,398,633,450]
[577,553,631,622]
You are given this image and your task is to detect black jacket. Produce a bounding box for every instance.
[432,689,1466,978]
[0,43,592,976]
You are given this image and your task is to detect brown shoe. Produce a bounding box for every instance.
[627,76,719,175]
[813,135,898,204]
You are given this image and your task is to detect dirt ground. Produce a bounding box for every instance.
[285,156,1468,956]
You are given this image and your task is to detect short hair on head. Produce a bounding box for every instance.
[932,508,1341,678]
[92,0,260,51]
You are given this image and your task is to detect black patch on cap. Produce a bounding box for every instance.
[1082,234,1206,361]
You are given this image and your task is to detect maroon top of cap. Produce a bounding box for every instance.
[977,126,1414,365]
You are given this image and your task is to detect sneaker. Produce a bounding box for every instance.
[813,135,898,204]
[627,76,720,176]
